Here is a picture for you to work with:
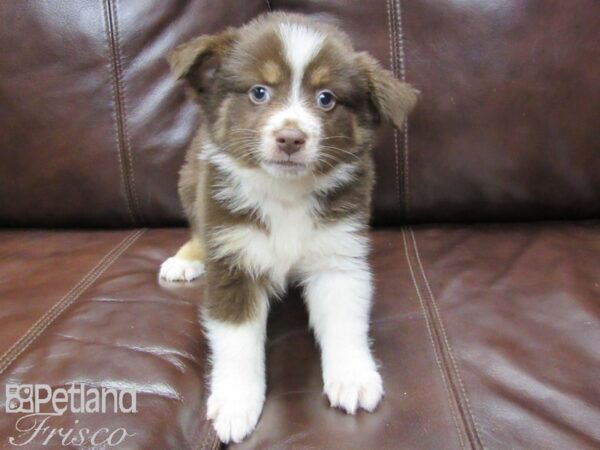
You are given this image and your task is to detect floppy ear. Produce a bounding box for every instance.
[356,52,419,130]
[167,28,238,93]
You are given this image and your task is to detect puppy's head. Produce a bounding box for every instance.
[169,13,418,178]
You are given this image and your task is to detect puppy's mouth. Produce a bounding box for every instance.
[264,160,306,168]
[262,159,309,176]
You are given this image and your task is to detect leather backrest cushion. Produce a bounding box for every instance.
[0,0,268,227]
[1,0,598,227]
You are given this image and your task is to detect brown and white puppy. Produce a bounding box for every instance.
[160,13,418,444]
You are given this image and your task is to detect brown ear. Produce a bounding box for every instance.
[357,52,419,130]
[167,28,238,93]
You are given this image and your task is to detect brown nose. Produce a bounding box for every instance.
[275,128,306,155]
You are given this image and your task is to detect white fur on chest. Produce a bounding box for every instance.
[205,145,368,289]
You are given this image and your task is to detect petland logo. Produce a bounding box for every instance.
[5,383,137,447]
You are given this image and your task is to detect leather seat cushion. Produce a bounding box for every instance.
[0,224,598,449]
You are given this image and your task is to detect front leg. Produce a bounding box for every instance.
[302,258,383,414]
[203,263,269,444]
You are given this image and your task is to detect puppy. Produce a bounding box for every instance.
[160,12,418,444]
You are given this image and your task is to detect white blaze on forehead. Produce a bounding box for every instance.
[261,22,325,164]
[278,23,324,99]
[263,22,325,155]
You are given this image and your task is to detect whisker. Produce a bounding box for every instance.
[319,135,354,141]
[229,128,260,135]
[317,153,341,164]
[315,158,336,171]
[320,146,361,161]
[217,139,262,152]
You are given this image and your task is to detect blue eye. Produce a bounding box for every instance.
[316,90,336,110]
[249,85,270,104]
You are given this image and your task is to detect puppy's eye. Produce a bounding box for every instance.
[249,85,270,104]
[316,90,336,111]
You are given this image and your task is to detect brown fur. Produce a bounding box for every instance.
[204,257,270,323]
[168,13,418,323]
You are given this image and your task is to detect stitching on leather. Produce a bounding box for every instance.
[402,120,410,219]
[193,363,218,449]
[193,344,217,448]
[102,0,135,225]
[402,228,468,450]
[193,352,217,448]
[0,229,145,375]
[410,228,486,449]
[196,422,219,450]
[208,430,220,450]
[103,0,141,225]
[208,431,220,450]
[112,0,143,224]
[395,0,407,80]
[197,421,217,450]
[395,0,411,221]
[386,0,402,215]
[385,0,396,74]
[197,424,210,450]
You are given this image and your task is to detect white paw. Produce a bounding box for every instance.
[207,387,264,444]
[159,257,204,282]
[324,367,383,414]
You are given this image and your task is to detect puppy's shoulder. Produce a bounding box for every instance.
[178,128,208,226]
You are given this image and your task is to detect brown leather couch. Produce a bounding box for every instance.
[1,1,599,449]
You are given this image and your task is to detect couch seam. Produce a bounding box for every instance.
[208,432,220,450]
[395,0,411,221]
[402,228,468,450]
[197,425,210,450]
[386,0,402,219]
[103,0,142,225]
[410,228,486,450]
[0,229,145,375]
[195,421,208,450]
[113,0,143,224]
[196,420,219,450]
[102,0,134,225]
[192,373,219,449]
[207,432,220,450]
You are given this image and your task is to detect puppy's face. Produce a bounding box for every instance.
[169,13,418,179]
